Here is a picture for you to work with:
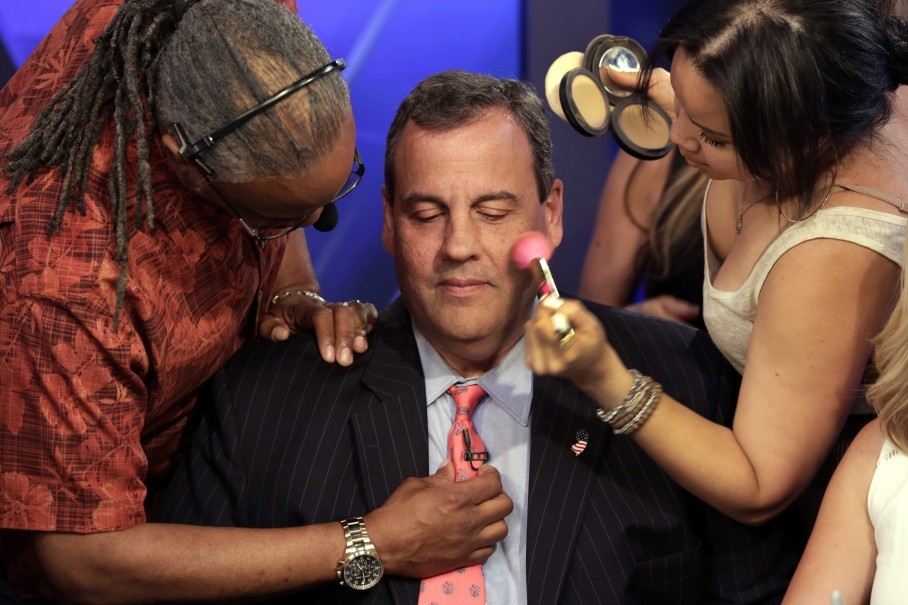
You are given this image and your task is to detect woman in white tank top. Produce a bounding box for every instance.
[526,0,908,533]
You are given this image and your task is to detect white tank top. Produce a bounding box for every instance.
[702,182,907,376]
[869,438,908,605]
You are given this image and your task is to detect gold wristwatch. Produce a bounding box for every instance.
[337,516,384,590]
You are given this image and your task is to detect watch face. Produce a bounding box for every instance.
[343,553,383,590]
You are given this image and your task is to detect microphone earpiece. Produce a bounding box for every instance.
[312,201,338,232]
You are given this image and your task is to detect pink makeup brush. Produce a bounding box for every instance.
[511,232,575,345]
[511,231,560,298]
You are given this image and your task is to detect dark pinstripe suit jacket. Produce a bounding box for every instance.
[153,298,804,605]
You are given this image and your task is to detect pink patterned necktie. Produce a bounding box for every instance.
[419,383,489,604]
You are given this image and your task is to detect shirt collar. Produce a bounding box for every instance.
[413,325,533,427]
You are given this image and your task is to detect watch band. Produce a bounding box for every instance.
[339,516,373,561]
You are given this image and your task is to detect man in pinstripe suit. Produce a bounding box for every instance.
[154,71,804,604]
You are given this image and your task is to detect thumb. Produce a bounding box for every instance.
[258,314,291,341]
[605,64,639,91]
[430,457,455,482]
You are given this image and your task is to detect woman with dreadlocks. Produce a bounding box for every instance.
[0,0,503,602]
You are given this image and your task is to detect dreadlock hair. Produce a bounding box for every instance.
[3,0,350,327]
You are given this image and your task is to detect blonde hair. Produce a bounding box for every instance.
[867,237,908,451]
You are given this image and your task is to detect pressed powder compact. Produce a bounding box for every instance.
[545,35,673,160]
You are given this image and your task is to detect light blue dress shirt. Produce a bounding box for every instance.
[413,327,531,605]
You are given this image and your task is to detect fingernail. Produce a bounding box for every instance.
[354,335,367,350]
[270,327,288,341]
[324,344,335,363]
[338,347,352,366]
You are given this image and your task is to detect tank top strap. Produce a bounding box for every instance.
[751,206,907,300]
[878,437,903,467]
[837,182,908,214]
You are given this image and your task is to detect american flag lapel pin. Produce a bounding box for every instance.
[571,429,589,456]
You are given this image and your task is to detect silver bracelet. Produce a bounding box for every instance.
[596,369,646,424]
[269,289,326,308]
[613,384,662,435]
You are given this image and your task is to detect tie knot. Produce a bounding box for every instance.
[447,383,486,418]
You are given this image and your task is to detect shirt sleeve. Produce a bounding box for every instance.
[0,296,150,534]
[276,0,299,14]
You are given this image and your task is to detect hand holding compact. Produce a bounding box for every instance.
[545,35,674,160]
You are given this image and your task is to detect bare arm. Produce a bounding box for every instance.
[32,463,511,605]
[580,149,699,323]
[34,522,344,605]
[528,237,899,524]
[782,420,881,605]
[579,150,669,306]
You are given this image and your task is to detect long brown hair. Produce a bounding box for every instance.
[627,154,708,281]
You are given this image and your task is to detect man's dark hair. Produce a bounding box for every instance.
[384,70,555,204]
[3,0,350,323]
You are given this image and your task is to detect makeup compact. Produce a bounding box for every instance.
[545,35,674,161]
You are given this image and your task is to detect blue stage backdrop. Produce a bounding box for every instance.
[0,0,676,308]
[0,0,521,307]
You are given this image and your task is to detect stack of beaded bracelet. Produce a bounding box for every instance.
[595,369,663,435]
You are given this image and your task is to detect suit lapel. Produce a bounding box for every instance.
[352,300,427,605]
[526,373,611,605]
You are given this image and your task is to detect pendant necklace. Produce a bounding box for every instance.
[735,198,762,235]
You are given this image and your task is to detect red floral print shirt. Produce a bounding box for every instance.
[0,0,298,596]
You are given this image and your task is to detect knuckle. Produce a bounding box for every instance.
[311,306,333,321]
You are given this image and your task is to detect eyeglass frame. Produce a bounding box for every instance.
[204,147,364,242]
[170,57,365,241]
[172,58,347,177]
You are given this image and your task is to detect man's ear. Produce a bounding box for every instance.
[543,178,564,250]
[160,131,204,190]
[381,185,395,255]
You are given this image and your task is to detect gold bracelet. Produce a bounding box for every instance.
[269,289,325,308]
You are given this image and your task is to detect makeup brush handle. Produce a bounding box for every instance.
[535,257,561,299]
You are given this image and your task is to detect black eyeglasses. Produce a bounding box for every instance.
[173,59,347,176]
[205,147,364,242]
[171,58,365,241]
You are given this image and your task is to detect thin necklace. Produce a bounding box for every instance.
[735,198,762,235]
[779,184,835,225]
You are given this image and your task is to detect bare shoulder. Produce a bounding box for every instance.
[833,419,886,495]
[848,419,887,466]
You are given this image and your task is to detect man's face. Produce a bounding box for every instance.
[383,108,563,376]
